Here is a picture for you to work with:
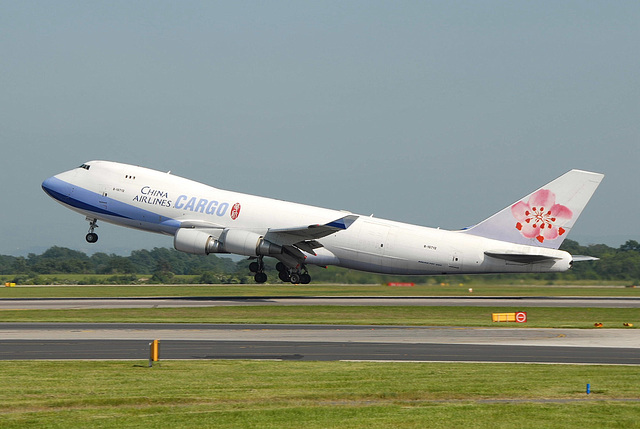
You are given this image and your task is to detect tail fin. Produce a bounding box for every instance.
[462,170,604,249]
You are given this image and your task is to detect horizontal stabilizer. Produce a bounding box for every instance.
[485,251,561,264]
[571,255,599,262]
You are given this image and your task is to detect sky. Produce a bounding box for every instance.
[1,1,639,256]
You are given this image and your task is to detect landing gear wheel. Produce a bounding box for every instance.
[300,273,311,284]
[251,256,267,283]
[275,262,287,273]
[279,271,291,282]
[86,218,99,243]
[290,273,301,284]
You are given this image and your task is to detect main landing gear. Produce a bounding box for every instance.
[85,218,99,243]
[248,258,312,284]
[249,257,268,284]
[276,262,311,285]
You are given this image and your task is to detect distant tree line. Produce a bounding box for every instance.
[0,247,244,284]
[0,239,639,284]
[0,247,236,276]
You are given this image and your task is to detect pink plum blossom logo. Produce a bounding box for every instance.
[230,203,241,220]
[511,189,573,243]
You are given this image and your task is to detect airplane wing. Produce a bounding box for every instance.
[174,214,358,268]
[266,215,358,243]
[265,214,358,257]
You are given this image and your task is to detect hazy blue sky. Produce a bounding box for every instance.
[2,1,639,256]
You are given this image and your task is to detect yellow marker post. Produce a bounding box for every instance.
[149,340,159,367]
[492,312,527,323]
[492,313,516,322]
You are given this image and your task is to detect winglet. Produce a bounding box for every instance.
[321,215,358,230]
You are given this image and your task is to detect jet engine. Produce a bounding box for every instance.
[174,228,282,257]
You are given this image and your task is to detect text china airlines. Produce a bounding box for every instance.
[133,186,240,219]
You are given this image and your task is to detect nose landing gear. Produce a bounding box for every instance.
[85,218,99,243]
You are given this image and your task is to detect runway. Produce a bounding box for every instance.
[3,296,638,364]
[2,296,640,309]
[1,323,638,364]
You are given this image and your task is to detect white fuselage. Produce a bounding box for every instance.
[42,161,572,275]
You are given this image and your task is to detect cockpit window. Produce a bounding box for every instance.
[78,164,91,170]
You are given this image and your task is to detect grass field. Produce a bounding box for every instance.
[1,360,639,428]
[2,283,638,427]
[0,305,637,328]
[1,283,638,327]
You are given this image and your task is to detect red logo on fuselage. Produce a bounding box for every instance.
[230,203,241,220]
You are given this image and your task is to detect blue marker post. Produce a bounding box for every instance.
[586,383,591,395]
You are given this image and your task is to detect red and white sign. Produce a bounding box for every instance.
[515,311,528,323]
[230,203,241,220]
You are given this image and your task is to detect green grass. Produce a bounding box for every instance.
[0,361,638,428]
[2,283,637,327]
[2,283,638,427]
[2,283,639,298]
[0,305,637,328]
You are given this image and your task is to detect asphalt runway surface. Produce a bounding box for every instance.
[1,323,638,364]
[2,296,640,309]
[2,296,638,364]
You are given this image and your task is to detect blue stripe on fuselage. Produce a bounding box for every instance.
[42,176,180,231]
[42,177,126,219]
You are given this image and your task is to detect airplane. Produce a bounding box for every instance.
[42,161,604,284]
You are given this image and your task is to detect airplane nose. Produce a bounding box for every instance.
[42,176,73,202]
[41,177,56,198]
